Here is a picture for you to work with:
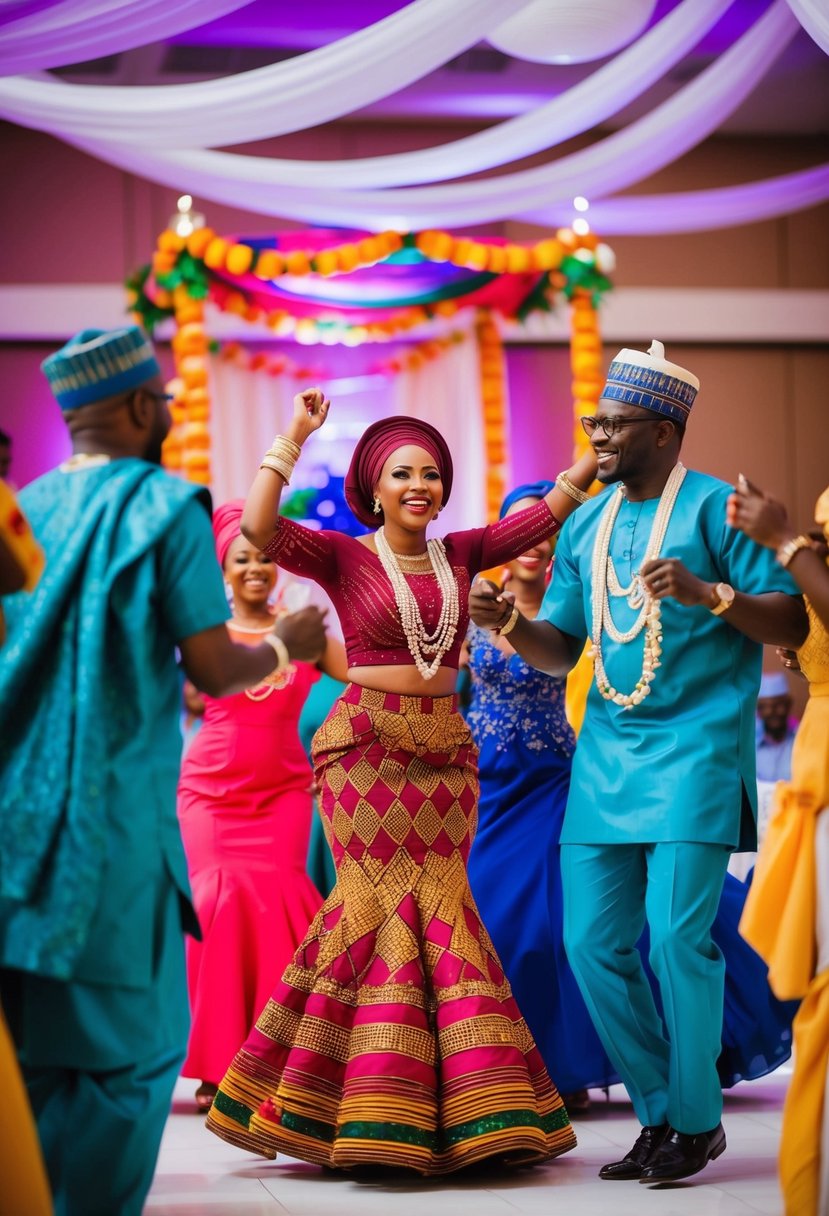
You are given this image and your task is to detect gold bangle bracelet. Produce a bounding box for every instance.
[263,631,290,673]
[259,454,296,483]
[498,605,520,637]
[555,472,590,505]
[268,435,301,459]
[776,534,811,568]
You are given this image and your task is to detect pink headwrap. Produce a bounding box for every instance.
[344,415,453,528]
[212,499,246,567]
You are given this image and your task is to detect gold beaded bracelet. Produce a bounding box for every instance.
[263,631,290,673]
[555,471,591,505]
[776,534,812,568]
[497,605,520,637]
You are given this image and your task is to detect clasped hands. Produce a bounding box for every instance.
[469,558,717,632]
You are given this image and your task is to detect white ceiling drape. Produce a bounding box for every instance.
[0,0,732,168]
[785,0,829,54]
[0,0,525,136]
[64,2,800,229]
[521,164,829,234]
[0,0,251,76]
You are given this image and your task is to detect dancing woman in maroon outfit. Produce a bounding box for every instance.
[206,389,596,1174]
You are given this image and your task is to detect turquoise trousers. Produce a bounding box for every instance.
[561,841,730,1134]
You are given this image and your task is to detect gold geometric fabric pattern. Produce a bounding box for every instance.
[207,684,576,1174]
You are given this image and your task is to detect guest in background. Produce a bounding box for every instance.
[755,670,797,784]
[730,476,829,1216]
[178,500,347,1111]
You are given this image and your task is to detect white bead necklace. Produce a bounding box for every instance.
[374,526,460,680]
[590,462,686,709]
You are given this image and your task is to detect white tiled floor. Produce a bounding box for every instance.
[145,1070,789,1215]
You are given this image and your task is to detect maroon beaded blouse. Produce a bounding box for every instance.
[263,499,559,671]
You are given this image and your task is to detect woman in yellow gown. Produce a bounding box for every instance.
[728,478,829,1216]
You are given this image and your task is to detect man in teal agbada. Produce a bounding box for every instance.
[469,341,807,1185]
[0,327,326,1216]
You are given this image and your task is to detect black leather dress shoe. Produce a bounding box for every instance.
[639,1122,727,1182]
[598,1123,669,1180]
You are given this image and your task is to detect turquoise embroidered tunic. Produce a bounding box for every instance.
[540,470,799,851]
[0,460,229,984]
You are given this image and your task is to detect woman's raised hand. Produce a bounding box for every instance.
[292,387,330,442]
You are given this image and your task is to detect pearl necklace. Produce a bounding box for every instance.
[374,526,460,680]
[590,462,686,710]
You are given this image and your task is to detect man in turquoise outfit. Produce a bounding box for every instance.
[469,341,807,1184]
[0,327,326,1216]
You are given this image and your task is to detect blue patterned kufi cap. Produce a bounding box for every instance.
[41,326,161,411]
[602,339,699,424]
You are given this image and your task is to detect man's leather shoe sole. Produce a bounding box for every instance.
[639,1122,727,1182]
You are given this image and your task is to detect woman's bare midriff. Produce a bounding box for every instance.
[346,664,459,699]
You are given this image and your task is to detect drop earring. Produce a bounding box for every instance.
[373,496,382,515]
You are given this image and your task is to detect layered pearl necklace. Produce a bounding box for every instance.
[374,526,460,680]
[590,461,686,710]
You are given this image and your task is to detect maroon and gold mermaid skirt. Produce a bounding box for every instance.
[206,684,575,1174]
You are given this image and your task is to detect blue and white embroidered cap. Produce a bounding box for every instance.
[602,339,699,425]
[41,326,161,411]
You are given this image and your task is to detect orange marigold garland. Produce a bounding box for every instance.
[130,216,614,493]
[475,311,509,522]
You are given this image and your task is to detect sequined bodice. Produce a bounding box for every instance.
[466,623,575,758]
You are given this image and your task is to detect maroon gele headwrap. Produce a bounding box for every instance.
[344,415,453,528]
[212,499,246,567]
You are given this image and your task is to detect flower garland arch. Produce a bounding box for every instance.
[129,213,613,516]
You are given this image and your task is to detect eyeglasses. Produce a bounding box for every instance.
[580,416,662,440]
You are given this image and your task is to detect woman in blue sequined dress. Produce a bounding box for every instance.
[466,483,798,1109]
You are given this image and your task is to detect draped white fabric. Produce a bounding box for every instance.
[0,0,524,139]
[521,164,829,234]
[65,2,799,229]
[0,0,732,172]
[0,0,250,76]
[787,0,829,54]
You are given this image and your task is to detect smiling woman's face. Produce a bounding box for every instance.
[374,444,443,530]
[223,533,277,607]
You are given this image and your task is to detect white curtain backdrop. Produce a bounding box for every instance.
[63,2,799,228]
[391,328,487,536]
[0,0,525,134]
[0,0,732,167]
[787,0,829,54]
[208,356,298,509]
[0,0,250,76]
